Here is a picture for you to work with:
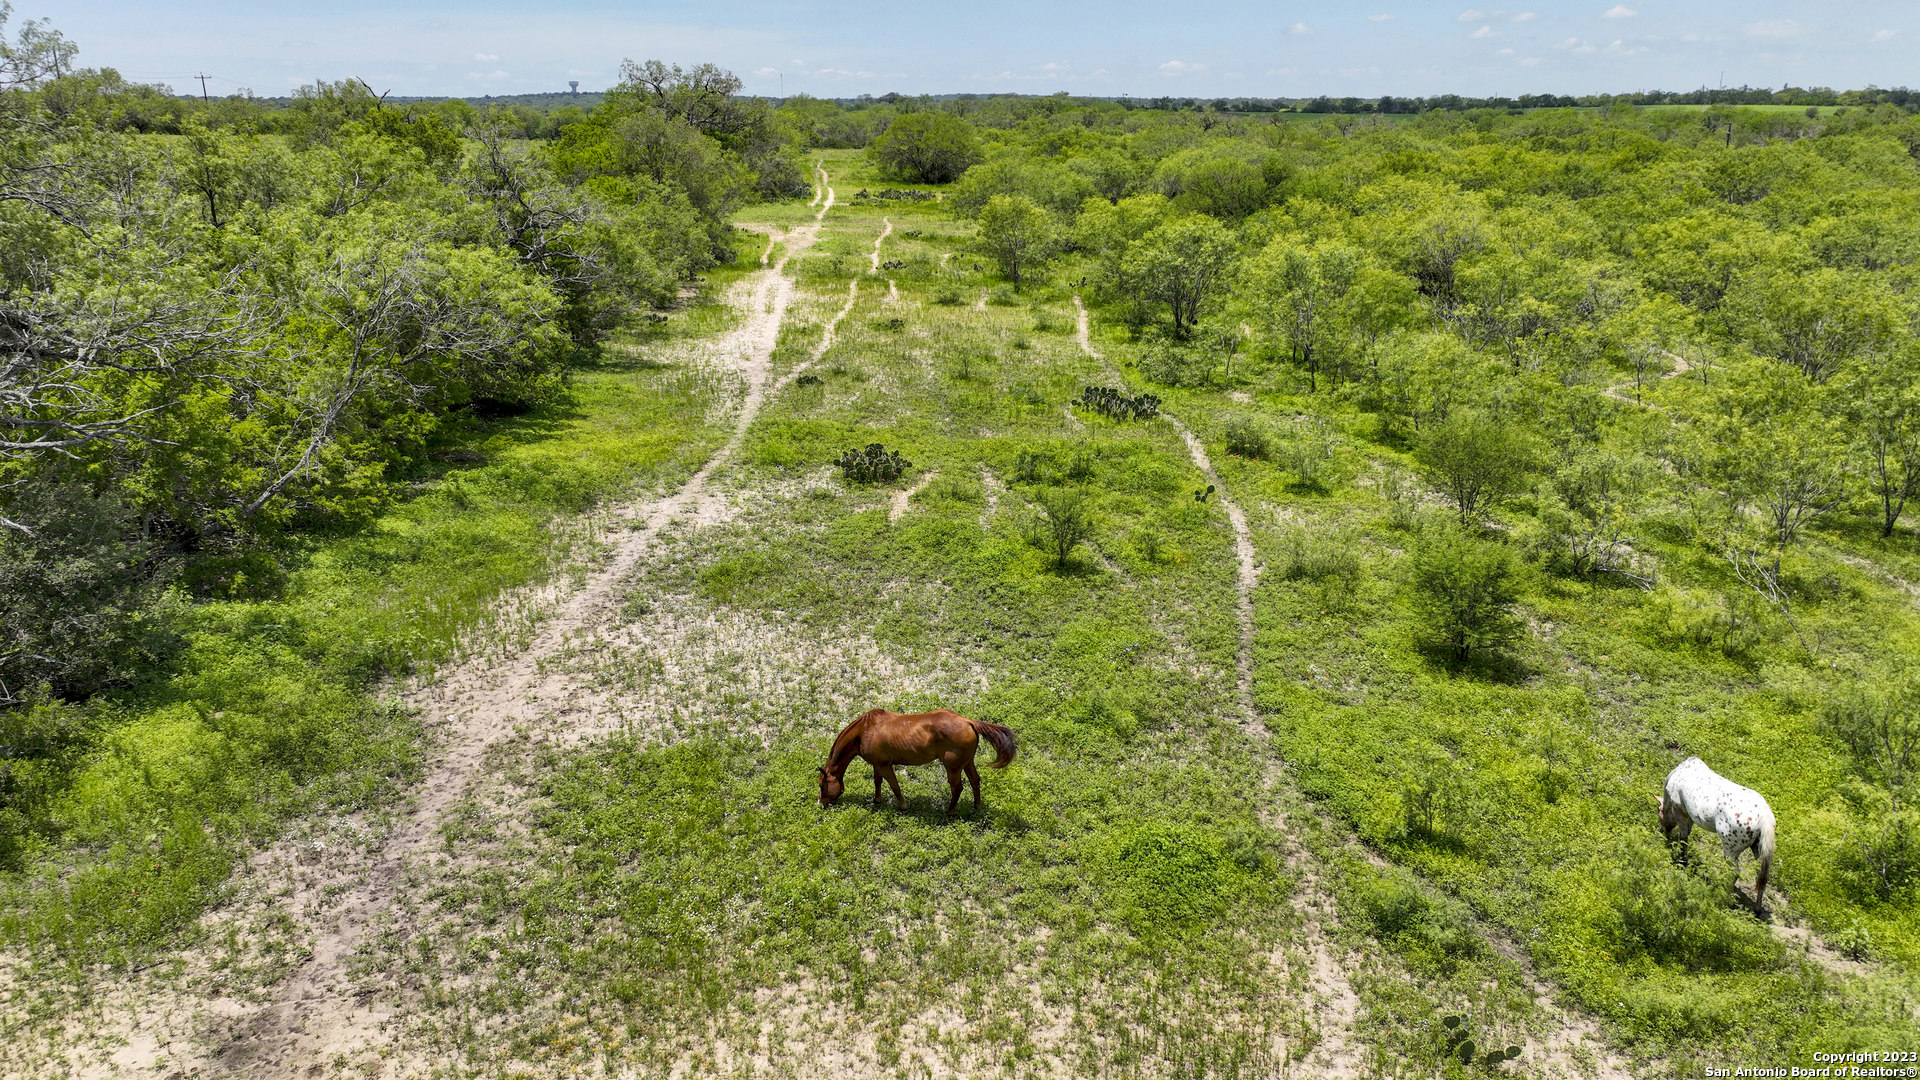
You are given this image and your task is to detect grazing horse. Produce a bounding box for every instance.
[1659,756,1777,911]
[817,708,1017,815]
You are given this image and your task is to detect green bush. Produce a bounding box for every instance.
[1222,416,1271,460]
[1276,523,1364,604]
[1409,524,1523,663]
[1413,410,1536,524]
[1357,866,1485,973]
[1606,840,1783,971]
[1093,821,1252,931]
[1028,487,1096,569]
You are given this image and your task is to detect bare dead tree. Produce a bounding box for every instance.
[1724,541,1809,651]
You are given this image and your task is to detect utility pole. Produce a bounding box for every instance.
[195,73,211,102]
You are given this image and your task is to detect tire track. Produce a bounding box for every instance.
[1071,297,1631,1080]
[1074,294,1359,1076]
[870,216,892,271]
[183,221,846,1078]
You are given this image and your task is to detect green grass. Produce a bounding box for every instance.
[1081,330,1920,1067]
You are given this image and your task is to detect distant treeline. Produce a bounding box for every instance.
[92,80,1920,143]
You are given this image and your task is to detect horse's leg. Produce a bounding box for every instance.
[880,764,906,809]
[871,762,884,809]
[1668,812,1693,863]
[964,762,982,813]
[1754,850,1770,913]
[943,764,963,816]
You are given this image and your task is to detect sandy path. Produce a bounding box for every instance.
[888,470,938,523]
[1070,297,1356,1077]
[170,214,851,1077]
[870,216,892,271]
[1070,297,1632,1080]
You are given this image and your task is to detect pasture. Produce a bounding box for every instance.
[7,104,1920,1077]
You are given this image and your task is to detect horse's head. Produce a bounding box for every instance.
[818,766,844,807]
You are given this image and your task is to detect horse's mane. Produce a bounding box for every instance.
[826,709,884,773]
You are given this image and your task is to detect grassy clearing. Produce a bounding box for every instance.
[305,185,1678,1078]
[350,194,1339,1077]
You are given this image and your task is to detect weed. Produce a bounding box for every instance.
[1028,487,1096,569]
[1223,416,1272,460]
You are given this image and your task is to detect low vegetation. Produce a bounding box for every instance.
[3,13,1920,1076]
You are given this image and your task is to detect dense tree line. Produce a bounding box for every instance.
[0,22,806,731]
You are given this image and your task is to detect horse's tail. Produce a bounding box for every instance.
[1754,811,1776,909]
[971,720,1018,769]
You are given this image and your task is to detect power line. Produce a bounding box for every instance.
[194,73,211,101]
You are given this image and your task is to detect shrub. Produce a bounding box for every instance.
[1413,410,1536,524]
[1029,486,1096,569]
[1357,867,1485,973]
[1378,462,1420,530]
[1133,526,1171,564]
[1223,416,1271,460]
[1093,821,1251,931]
[833,443,912,484]
[0,482,185,706]
[1277,523,1364,606]
[870,316,906,332]
[1138,346,1211,387]
[867,113,981,183]
[1606,840,1783,971]
[1074,385,1161,421]
[1278,416,1338,493]
[1409,524,1522,663]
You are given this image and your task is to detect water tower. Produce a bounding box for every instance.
[568,81,579,95]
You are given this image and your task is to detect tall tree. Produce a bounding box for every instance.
[974,194,1056,289]
[1120,214,1238,338]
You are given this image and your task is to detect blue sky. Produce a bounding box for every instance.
[38,1,1920,100]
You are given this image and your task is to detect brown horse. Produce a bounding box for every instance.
[817,708,1017,815]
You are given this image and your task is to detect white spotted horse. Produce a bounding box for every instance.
[1659,756,1777,912]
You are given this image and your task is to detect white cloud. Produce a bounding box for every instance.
[1368,13,1395,22]
[1471,25,1499,37]
[753,67,778,77]
[1602,5,1635,17]
[1872,28,1897,41]
[1458,9,1487,21]
[1521,57,1543,65]
[790,59,803,65]
[1513,11,1537,21]
[1040,62,1071,72]
[474,52,499,61]
[1267,66,1301,75]
[1158,60,1206,72]
[1290,22,1315,34]
[467,70,509,79]
[1574,43,1596,52]
[1746,19,1801,37]
[1497,47,1515,54]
